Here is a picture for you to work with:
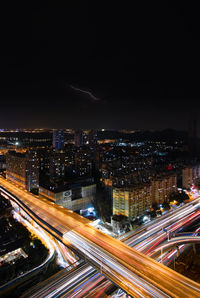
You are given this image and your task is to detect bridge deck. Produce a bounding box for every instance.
[1,177,200,297]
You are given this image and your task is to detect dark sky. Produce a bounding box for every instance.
[0,1,200,130]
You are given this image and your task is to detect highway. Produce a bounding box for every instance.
[85,196,200,297]
[131,209,200,254]
[81,198,200,297]
[1,177,200,297]
[28,263,96,298]
[0,209,56,296]
[149,225,200,262]
[123,198,200,247]
[63,272,115,298]
[150,236,200,259]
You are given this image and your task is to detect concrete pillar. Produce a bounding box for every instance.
[176,246,180,257]
[193,243,196,254]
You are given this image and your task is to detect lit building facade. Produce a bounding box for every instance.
[74,129,83,147]
[182,166,193,189]
[6,150,39,194]
[53,129,64,150]
[113,184,152,219]
[151,173,177,204]
[182,165,200,189]
[192,165,200,185]
[49,151,65,179]
[39,183,96,211]
[88,129,97,146]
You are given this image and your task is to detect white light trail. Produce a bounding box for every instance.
[70,85,100,101]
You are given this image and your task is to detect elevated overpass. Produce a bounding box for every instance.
[1,177,200,297]
[150,236,200,259]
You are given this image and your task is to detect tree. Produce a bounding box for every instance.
[163,201,170,211]
[169,191,189,205]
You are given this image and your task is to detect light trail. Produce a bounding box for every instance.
[1,178,200,297]
[70,85,100,101]
[0,210,55,292]
[125,201,200,247]
[44,264,95,298]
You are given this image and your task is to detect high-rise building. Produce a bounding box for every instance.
[113,184,152,219]
[6,150,39,194]
[88,129,97,146]
[192,165,200,185]
[74,129,83,147]
[182,167,193,190]
[151,173,177,205]
[53,129,64,150]
[182,165,200,189]
[49,151,65,180]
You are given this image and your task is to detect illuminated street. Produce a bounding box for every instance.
[1,177,200,297]
[1,3,200,297]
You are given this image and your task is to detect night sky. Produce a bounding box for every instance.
[0,2,200,130]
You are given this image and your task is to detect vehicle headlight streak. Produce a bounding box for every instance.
[45,266,95,298]
[63,232,170,298]
[126,202,200,247]
[1,180,200,297]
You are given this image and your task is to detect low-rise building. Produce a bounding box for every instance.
[39,183,96,212]
[111,214,127,234]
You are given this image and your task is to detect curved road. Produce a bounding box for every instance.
[1,177,200,297]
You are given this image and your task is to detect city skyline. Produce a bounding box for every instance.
[0,2,200,130]
[1,2,200,294]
